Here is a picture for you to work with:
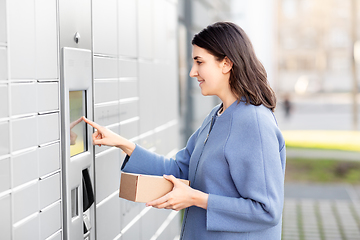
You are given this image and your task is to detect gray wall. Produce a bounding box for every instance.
[0,0,180,239]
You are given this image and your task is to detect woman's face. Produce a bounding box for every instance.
[189,45,230,97]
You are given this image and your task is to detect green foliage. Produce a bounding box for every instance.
[285,158,360,184]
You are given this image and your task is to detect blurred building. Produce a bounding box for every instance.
[276,0,360,94]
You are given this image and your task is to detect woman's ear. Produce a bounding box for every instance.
[222,56,233,74]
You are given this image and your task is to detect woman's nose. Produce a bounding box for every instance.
[189,65,198,78]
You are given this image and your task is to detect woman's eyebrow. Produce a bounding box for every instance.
[193,56,202,60]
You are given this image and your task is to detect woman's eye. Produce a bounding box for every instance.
[197,61,202,65]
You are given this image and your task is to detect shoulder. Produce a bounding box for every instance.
[232,102,276,124]
[226,103,285,152]
[230,103,281,139]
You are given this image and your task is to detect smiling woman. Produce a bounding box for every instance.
[83,22,286,240]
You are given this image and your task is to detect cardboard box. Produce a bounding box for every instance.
[119,172,190,203]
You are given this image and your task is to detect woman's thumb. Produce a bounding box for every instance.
[163,175,178,184]
[93,138,105,146]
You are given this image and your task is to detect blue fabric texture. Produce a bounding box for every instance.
[122,100,286,240]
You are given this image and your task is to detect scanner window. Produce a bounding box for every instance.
[69,91,87,157]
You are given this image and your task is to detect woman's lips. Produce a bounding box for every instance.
[198,79,205,86]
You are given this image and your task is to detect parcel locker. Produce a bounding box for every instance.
[0,195,11,240]
[13,214,40,240]
[11,83,37,116]
[0,158,10,192]
[2,0,182,239]
[0,48,7,80]
[7,0,36,80]
[0,121,9,156]
[12,149,38,187]
[39,201,62,239]
[37,82,59,112]
[60,47,96,240]
[0,84,8,118]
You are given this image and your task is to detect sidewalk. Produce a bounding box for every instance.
[283,183,360,240]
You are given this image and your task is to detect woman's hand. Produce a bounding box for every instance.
[82,117,136,156]
[146,175,209,211]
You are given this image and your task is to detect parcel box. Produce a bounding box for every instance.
[119,172,190,203]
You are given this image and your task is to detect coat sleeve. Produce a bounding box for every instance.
[206,107,286,232]
[121,127,202,180]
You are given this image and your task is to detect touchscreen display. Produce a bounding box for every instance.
[69,91,87,157]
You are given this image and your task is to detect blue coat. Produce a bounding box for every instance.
[122,100,286,240]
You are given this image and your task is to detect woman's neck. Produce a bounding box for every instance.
[219,93,237,111]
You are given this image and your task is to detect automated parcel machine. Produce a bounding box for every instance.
[59,0,95,239]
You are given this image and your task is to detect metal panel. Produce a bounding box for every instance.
[118,0,137,57]
[92,0,118,55]
[94,103,119,127]
[120,200,142,240]
[120,120,138,140]
[13,181,39,223]
[0,195,11,240]
[138,62,155,134]
[119,80,138,100]
[12,116,38,152]
[58,0,92,50]
[140,208,168,240]
[38,143,60,177]
[11,83,37,116]
[47,231,62,240]
[60,48,95,240]
[37,82,59,112]
[13,215,40,240]
[138,0,153,59]
[119,101,138,122]
[0,48,7,80]
[118,59,137,78]
[96,195,121,240]
[155,127,168,156]
[153,0,167,61]
[38,113,60,145]
[156,212,181,240]
[140,134,155,151]
[7,0,36,79]
[0,121,9,156]
[0,84,8,118]
[0,0,6,43]
[95,149,120,203]
[39,173,61,209]
[93,56,118,79]
[39,201,61,240]
[0,158,10,193]
[121,221,141,240]
[94,80,119,104]
[35,0,58,80]
[12,149,38,187]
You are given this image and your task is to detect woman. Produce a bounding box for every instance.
[83,22,286,240]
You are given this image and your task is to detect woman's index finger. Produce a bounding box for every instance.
[82,116,102,130]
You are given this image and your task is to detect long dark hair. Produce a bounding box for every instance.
[192,22,276,112]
